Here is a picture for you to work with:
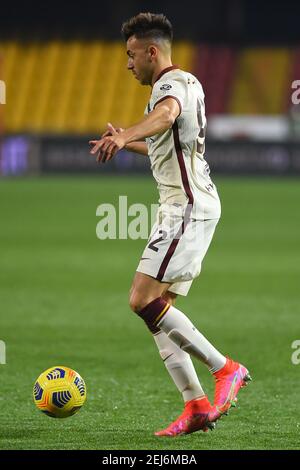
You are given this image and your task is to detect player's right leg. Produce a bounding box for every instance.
[208,358,252,422]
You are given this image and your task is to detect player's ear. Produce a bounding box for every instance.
[148,45,158,61]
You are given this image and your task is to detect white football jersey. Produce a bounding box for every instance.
[145,66,221,220]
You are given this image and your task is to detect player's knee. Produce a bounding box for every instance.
[162,291,177,305]
[129,296,140,313]
[130,294,171,335]
[129,291,153,313]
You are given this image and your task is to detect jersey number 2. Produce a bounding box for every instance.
[148,230,167,252]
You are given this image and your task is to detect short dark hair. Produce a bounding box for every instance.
[121,12,173,43]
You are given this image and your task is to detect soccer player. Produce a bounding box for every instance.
[90,12,251,437]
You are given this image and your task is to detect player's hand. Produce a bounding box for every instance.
[89,133,126,164]
[89,123,126,163]
[100,123,124,138]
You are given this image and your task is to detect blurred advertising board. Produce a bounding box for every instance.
[1,135,300,175]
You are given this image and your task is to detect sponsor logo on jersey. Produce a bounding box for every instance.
[160,84,172,91]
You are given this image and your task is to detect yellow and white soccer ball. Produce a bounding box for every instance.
[33,366,86,418]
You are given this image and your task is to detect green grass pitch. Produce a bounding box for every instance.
[0,175,299,450]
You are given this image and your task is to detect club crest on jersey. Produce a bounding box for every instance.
[160,84,172,91]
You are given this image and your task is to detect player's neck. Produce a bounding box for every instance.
[151,61,174,86]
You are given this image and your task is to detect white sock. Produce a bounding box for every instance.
[157,305,226,372]
[154,330,205,402]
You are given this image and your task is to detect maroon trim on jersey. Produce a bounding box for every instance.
[154,65,180,84]
[172,121,194,207]
[156,121,194,282]
[153,95,182,117]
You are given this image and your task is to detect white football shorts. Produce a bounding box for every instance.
[136,205,219,296]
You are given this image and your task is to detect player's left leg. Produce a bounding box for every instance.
[154,291,205,404]
[130,274,205,402]
[153,291,214,436]
[130,273,215,435]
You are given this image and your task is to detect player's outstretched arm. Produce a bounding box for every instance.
[89,98,179,163]
[120,98,180,145]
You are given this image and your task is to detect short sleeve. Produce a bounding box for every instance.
[151,79,185,116]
